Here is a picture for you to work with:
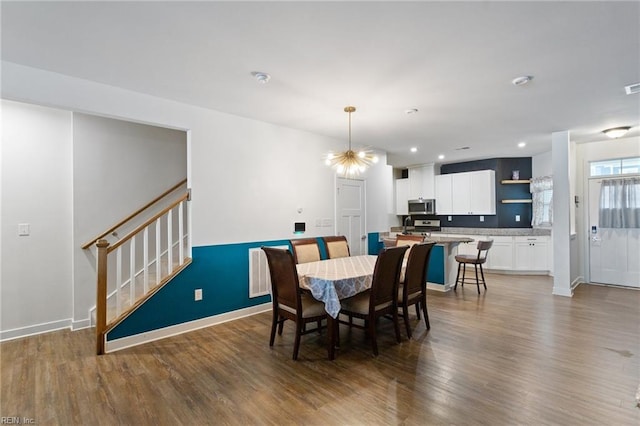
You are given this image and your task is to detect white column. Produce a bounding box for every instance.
[552,131,573,297]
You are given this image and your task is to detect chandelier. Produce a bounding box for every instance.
[325,106,379,176]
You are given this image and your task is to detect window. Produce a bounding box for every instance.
[590,157,640,177]
[530,176,553,228]
[599,177,640,228]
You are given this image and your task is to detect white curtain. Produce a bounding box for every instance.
[530,176,553,227]
[599,177,640,228]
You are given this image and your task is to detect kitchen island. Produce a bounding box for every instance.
[383,234,474,291]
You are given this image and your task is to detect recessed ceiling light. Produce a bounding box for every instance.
[512,75,533,86]
[518,142,526,148]
[438,154,445,160]
[405,108,419,114]
[251,71,271,84]
[410,147,418,153]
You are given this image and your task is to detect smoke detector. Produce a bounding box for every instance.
[512,75,533,86]
[251,71,271,84]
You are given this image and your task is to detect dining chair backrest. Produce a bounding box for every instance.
[289,238,321,264]
[370,245,409,311]
[322,236,350,259]
[476,240,494,263]
[403,242,436,297]
[262,247,301,314]
[395,234,425,261]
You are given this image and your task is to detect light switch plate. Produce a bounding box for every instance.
[479,216,484,222]
[194,289,203,301]
[515,215,521,222]
[18,223,30,236]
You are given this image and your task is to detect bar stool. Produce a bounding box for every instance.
[454,240,493,294]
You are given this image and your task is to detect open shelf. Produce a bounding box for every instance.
[501,199,533,204]
[501,179,531,184]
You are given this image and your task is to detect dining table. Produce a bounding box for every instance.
[296,255,378,360]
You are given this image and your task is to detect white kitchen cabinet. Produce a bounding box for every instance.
[435,174,453,215]
[408,164,435,200]
[514,236,549,271]
[435,170,496,215]
[485,236,514,270]
[395,178,409,215]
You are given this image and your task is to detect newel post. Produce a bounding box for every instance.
[96,239,110,355]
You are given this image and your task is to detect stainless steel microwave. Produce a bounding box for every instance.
[408,199,436,215]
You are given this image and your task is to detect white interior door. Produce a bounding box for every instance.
[588,179,639,287]
[336,178,366,256]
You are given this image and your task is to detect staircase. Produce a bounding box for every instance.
[84,180,192,354]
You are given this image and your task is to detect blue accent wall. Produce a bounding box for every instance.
[437,157,532,228]
[427,245,445,284]
[368,232,384,255]
[107,239,291,341]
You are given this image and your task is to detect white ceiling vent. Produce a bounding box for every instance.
[624,83,640,95]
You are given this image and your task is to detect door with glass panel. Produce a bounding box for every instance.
[588,157,640,288]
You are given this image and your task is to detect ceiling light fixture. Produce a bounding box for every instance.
[512,75,533,86]
[410,147,418,153]
[518,142,527,148]
[438,154,445,160]
[325,106,378,177]
[603,126,631,139]
[251,71,271,84]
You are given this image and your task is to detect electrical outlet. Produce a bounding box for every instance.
[479,216,484,222]
[194,289,203,301]
[448,216,452,221]
[515,215,521,222]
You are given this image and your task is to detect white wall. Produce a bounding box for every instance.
[1,100,73,337]
[72,113,187,328]
[532,150,552,177]
[0,61,396,337]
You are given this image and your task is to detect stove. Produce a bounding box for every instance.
[413,219,441,236]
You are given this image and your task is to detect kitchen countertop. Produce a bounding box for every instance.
[382,235,474,247]
[389,226,551,237]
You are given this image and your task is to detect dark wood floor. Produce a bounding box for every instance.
[2,274,639,425]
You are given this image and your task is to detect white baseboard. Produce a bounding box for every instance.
[427,282,451,292]
[0,318,72,342]
[72,318,92,331]
[552,284,574,297]
[571,276,583,291]
[485,269,551,276]
[105,303,272,353]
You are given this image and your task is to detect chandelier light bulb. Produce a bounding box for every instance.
[324,106,377,177]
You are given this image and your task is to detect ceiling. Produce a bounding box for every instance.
[2,1,639,168]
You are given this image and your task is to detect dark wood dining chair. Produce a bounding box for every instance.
[262,247,327,360]
[395,234,425,262]
[398,242,436,338]
[289,238,321,264]
[339,245,408,356]
[322,235,350,259]
[454,240,494,294]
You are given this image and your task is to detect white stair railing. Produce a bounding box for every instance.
[93,193,191,354]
